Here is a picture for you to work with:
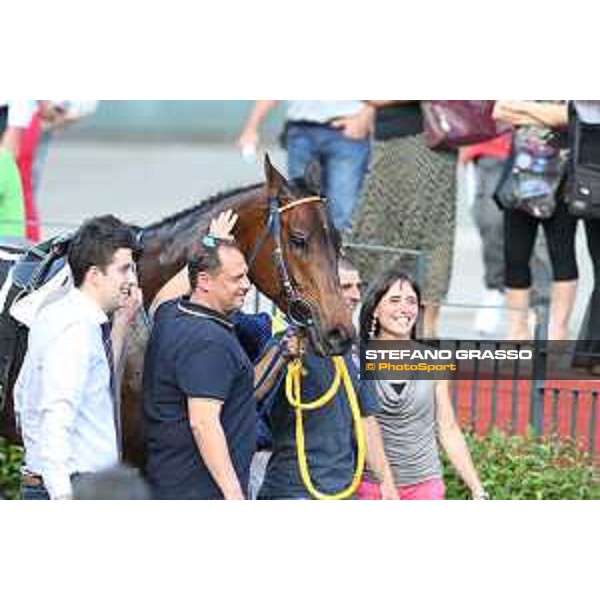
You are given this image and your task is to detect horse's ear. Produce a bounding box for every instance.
[264,153,287,195]
[304,159,322,195]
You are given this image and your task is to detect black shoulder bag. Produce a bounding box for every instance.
[565,101,600,219]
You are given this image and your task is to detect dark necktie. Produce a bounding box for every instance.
[100,321,121,458]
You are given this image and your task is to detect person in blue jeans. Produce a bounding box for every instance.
[238,101,373,233]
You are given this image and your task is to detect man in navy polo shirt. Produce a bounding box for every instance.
[142,237,254,499]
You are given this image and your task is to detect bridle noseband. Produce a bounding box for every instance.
[248,194,324,329]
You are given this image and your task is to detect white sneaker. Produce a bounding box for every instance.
[474,290,505,337]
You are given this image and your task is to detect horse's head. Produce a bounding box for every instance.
[243,156,354,356]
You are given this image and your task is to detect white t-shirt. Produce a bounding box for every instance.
[0,101,37,128]
[574,101,600,124]
[286,100,365,123]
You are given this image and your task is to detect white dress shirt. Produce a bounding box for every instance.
[15,288,119,498]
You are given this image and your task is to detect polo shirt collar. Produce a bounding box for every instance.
[177,297,234,331]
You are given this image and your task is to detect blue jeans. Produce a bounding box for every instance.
[21,482,51,500]
[286,123,371,233]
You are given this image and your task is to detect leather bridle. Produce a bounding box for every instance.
[248,194,325,329]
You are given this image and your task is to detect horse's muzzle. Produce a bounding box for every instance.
[289,297,354,356]
[324,325,354,356]
[308,323,354,357]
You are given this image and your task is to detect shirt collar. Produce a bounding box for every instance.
[71,288,109,326]
[177,297,234,331]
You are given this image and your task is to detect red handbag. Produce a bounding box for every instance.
[421,101,506,150]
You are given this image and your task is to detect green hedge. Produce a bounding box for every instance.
[443,429,600,500]
[2,431,599,500]
[0,438,23,500]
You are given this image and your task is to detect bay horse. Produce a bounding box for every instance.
[0,156,354,467]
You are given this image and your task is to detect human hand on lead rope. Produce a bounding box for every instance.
[282,326,307,361]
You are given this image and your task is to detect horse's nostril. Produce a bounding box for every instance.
[327,327,345,341]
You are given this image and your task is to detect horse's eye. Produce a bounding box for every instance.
[290,235,308,253]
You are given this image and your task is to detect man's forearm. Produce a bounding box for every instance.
[191,419,244,499]
[110,325,126,371]
[254,345,287,401]
[520,101,568,129]
[111,286,143,370]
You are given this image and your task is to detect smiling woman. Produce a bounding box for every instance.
[358,265,486,500]
[360,267,422,345]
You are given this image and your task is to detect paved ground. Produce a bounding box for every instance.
[37,138,594,339]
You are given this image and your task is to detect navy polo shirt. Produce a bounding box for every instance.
[142,299,255,499]
[258,345,378,499]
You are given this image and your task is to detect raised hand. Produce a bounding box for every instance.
[208,209,238,240]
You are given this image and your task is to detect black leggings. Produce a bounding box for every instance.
[504,198,578,289]
[575,219,600,364]
[583,219,600,340]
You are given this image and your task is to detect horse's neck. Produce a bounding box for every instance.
[138,188,267,304]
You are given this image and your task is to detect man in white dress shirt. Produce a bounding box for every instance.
[15,215,142,499]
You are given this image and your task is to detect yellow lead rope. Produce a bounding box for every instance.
[285,356,366,500]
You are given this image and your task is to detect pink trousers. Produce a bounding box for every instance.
[357,478,445,500]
